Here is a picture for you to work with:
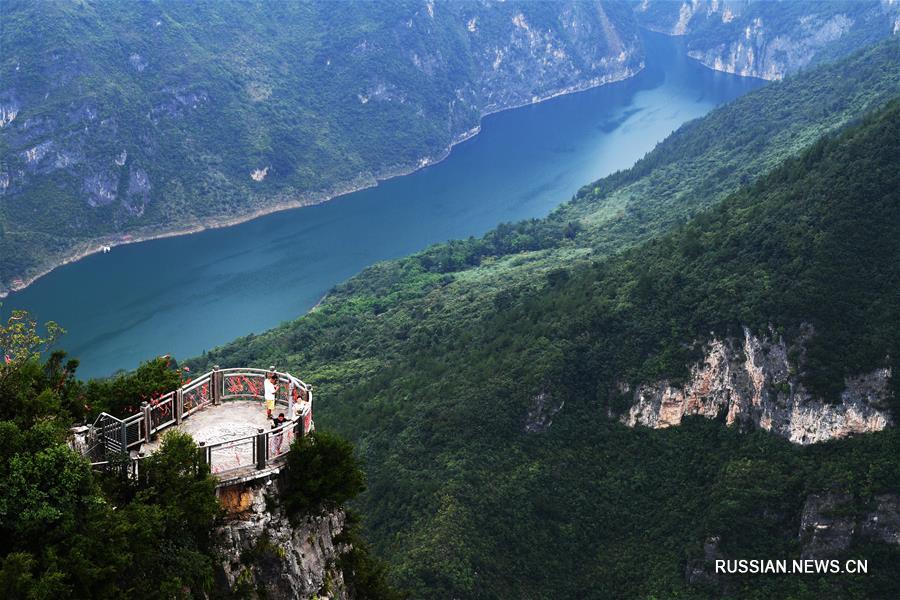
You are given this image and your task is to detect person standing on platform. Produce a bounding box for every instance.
[264,372,278,418]
[271,412,287,455]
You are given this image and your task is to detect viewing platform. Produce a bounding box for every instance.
[81,367,314,485]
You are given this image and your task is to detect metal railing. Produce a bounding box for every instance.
[85,366,314,478]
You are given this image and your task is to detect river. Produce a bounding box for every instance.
[2,32,763,378]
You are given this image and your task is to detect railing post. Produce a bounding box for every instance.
[212,365,221,406]
[198,441,208,470]
[120,421,128,452]
[141,402,152,443]
[175,388,183,424]
[256,428,266,470]
[307,387,314,434]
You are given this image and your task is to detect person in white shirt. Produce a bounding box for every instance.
[264,373,278,418]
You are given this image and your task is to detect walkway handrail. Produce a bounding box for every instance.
[85,366,314,477]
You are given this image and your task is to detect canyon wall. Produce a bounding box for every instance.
[636,0,900,80]
[216,478,351,599]
[0,1,642,295]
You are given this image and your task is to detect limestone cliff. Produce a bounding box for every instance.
[635,0,900,80]
[216,477,351,599]
[621,327,892,444]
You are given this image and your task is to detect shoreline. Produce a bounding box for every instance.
[1,66,642,299]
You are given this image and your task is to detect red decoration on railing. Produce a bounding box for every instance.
[227,376,244,395]
[183,377,211,412]
[225,374,262,397]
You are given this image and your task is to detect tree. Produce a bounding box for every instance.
[0,309,63,382]
[282,430,366,518]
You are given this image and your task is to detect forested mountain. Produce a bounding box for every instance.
[190,40,900,597]
[4,3,900,597]
[0,0,641,295]
[635,0,899,80]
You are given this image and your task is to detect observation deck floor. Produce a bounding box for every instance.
[141,400,276,455]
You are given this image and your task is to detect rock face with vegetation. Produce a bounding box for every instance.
[216,478,350,599]
[799,492,900,559]
[0,0,641,295]
[0,325,394,600]
[211,430,393,600]
[623,327,893,443]
[635,0,899,79]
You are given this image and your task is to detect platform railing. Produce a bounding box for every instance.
[87,366,314,477]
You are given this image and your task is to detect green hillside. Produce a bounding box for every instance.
[189,41,900,597]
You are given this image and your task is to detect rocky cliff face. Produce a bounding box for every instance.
[621,327,892,444]
[472,2,641,115]
[216,478,351,599]
[635,0,900,80]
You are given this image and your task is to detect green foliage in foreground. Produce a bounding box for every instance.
[0,339,396,598]
[190,52,900,598]
[0,362,221,599]
[83,357,182,419]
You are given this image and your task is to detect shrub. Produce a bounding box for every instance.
[282,431,366,518]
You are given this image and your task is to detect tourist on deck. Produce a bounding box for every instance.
[264,372,278,418]
[289,384,305,416]
[271,412,287,455]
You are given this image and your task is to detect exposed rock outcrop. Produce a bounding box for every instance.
[216,477,351,599]
[475,2,641,115]
[685,493,900,590]
[524,391,564,433]
[685,13,854,80]
[636,0,900,80]
[621,327,892,444]
[799,492,900,559]
[684,535,728,591]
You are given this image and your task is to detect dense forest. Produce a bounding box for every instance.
[190,42,900,598]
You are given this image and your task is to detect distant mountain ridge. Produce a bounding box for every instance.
[0,0,641,296]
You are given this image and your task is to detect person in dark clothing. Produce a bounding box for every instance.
[271,412,287,455]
